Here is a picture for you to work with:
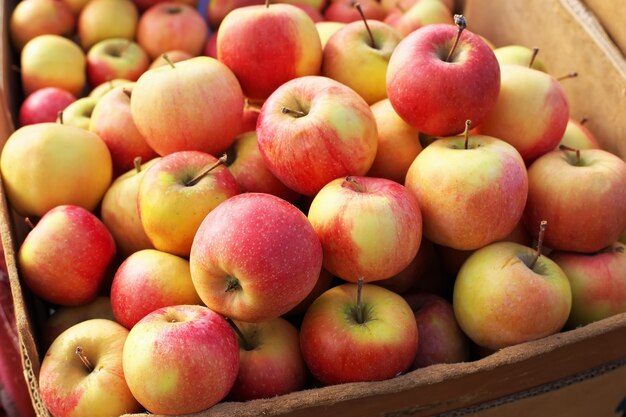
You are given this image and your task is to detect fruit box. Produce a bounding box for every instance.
[1,0,626,416]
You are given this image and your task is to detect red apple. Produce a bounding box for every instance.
[324,0,387,23]
[19,87,76,126]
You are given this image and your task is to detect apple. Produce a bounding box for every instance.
[376,238,436,294]
[453,239,572,350]
[134,0,198,11]
[227,317,306,401]
[324,0,387,23]
[110,249,203,329]
[557,118,601,150]
[300,281,418,385]
[86,38,150,87]
[384,0,453,38]
[315,21,346,47]
[89,84,158,175]
[61,0,91,15]
[256,75,378,196]
[276,0,327,11]
[523,147,626,253]
[203,31,218,58]
[122,305,239,414]
[10,0,75,51]
[100,157,159,258]
[386,18,501,137]
[403,292,469,369]
[19,87,76,126]
[217,1,322,100]
[551,242,626,328]
[149,49,194,69]
[322,19,402,105]
[404,127,528,251]
[0,123,112,217]
[39,319,142,417]
[206,0,264,30]
[136,2,208,59]
[285,267,335,316]
[292,2,324,22]
[58,96,98,130]
[493,44,547,72]
[190,193,323,322]
[138,151,240,257]
[381,0,454,14]
[77,0,138,50]
[130,56,244,156]
[308,176,422,283]
[21,34,86,96]
[18,205,117,306]
[476,64,570,164]
[366,98,422,184]
[88,78,132,98]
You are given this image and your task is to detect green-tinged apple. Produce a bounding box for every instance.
[21,34,86,96]
[41,297,115,350]
[131,56,244,156]
[476,64,570,164]
[384,0,453,38]
[404,292,469,369]
[300,281,418,385]
[308,176,422,282]
[77,0,138,50]
[493,45,547,72]
[551,242,626,328]
[227,318,306,401]
[90,84,158,175]
[190,193,323,322]
[225,131,301,203]
[10,0,75,51]
[123,305,239,414]
[88,78,132,98]
[366,98,422,184]
[58,96,98,130]
[138,151,240,257]
[453,236,572,350]
[19,87,76,126]
[39,319,142,417]
[256,75,378,196]
[217,1,322,100]
[18,205,117,306]
[100,158,159,258]
[137,2,208,59]
[149,49,193,68]
[324,0,386,23]
[557,118,601,150]
[523,147,626,253]
[386,17,500,136]
[86,39,150,87]
[110,249,203,329]
[315,21,345,47]
[405,124,528,250]
[322,19,402,105]
[0,123,112,217]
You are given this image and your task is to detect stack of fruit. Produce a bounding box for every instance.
[2,0,626,415]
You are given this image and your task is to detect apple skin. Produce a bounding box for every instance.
[19,87,76,126]
[18,205,117,306]
[217,3,322,101]
[88,78,132,98]
[308,176,422,283]
[386,23,500,137]
[557,118,601,150]
[322,20,402,105]
[110,249,203,329]
[138,151,241,257]
[403,292,470,369]
[136,2,208,59]
[10,0,75,51]
[149,49,194,69]
[551,243,626,328]
[315,21,346,47]
[130,56,244,156]
[86,38,150,87]
[453,241,572,350]
[227,318,306,401]
[476,64,570,164]
[300,283,418,385]
[256,75,378,196]
[206,0,264,30]
[376,238,436,295]
[58,96,98,130]
[323,0,387,23]
[493,45,547,72]
[39,319,142,417]
[523,148,626,253]
[21,34,86,96]
[122,305,239,414]
[190,193,323,322]
[0,123,112,217]
[405,135,528,251]
[77,0,138,50]
[384,0,453,38]
[285,267,335,316]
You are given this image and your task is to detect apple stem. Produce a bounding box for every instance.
[529,47,539,68]
[354,3,376,48]
[281,106,306,118]
[244,98,262,114]
[24,218,35,230]
[395,1,406,12]
[580,117,588,125]
[133,156,142,173]
[265,0,270,7]
[225,318,253,351]
[556,71,578,81]
[122,87,132,99]
[344,176,364,193]
[356,277,365,324]
[463,119,472,150]
[559,144,581,166]
[529,220,547,270]
[185,154,228,186]
[57,111,64,125]
[446,14,467,63]
[162,54,176,69]
[75,346,93,372]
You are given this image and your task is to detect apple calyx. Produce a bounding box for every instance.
[355,277,365,324]
[354,3,377,49]
[463,119,472,150]
[556,71,578,81]
[165,5,183,14]
[529,47,540,68]
[559,144,582,166]
[529,220,548,270]
[281,106,307,118]
[161,54,176,69]
[75,346,94,372]
[185,153,228,186]
[343,176,365,193]
[446,14,467,63]
[226,318,254,351]
[225,275,242,293]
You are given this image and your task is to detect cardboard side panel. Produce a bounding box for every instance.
[581,0,626,58]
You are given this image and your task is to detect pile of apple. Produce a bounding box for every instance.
[3,0,626,415]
